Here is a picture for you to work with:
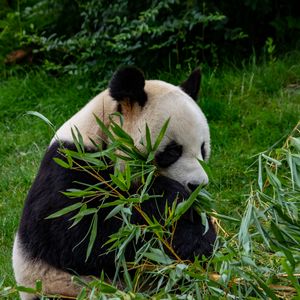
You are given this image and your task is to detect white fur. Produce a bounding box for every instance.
[51,79,210,189]
[13,234,90,299]
[51,90,117,147]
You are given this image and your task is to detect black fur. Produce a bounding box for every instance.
[109,67,147,107]
[149,177,216,260]
[155,140,183,168]
[201,142,206,160]
[18,141,216,279]
[180,68,201,101]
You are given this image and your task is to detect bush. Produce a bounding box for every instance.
[1,0,234,76]
[1,0,300,76]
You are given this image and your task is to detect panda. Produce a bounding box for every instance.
[12,67,216,300]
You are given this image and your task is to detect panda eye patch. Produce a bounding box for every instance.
[155,141,183,168]
[201,142,206,160]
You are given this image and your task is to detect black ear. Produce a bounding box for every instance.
[180,68,201,101]
[109,66,147,107]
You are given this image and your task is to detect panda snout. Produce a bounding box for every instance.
[187,182,199,192]
[187,176,208,193]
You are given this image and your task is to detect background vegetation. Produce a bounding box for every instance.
[1,0,300,76]
[0,0,300,299]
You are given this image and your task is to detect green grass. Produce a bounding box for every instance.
[0,53,300,297]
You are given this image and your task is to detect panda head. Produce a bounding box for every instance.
[109,67,210,192]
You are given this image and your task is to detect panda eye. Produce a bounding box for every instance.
[201,142,206,160]
[155,141,183,168]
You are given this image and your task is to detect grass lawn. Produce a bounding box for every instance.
[0,53,299,297]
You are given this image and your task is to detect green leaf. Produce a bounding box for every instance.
[145,123,152,153]
[69,203,88,228]
[94,115,114,141]
[252,207,270,248]
[152,118,170,151]
[143,248,173,265]
[70,207,98,225]
[94,281,118,294]
[105,205,124,220]
[45,202,82,219]
[146,151,155,163]
[140,170,155,198]
[210,212,240,223]
[249,272,278,300]
[122,257,133,291]
[258,154,263,191]
[281,258,300,294]
[238,199,253,254]
[265,166,282,189]
[53,157,70,169]
[26,111,54,128]
[174,185,201,221]
[262,153,282,166]
[125,163,131,190]
[71,127,84,153]
[290,137,300,151]
[35,280,42,293]
[110,174,128,191]
[16,286,37,294]
[110,119,134,145]
[77,288,87,300]
[201,212,209,234]
[85,213,98,262]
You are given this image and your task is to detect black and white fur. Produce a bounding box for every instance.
[13,67,216,299]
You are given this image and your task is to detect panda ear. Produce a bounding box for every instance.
[180,68,201,101]
[109,66,147,107]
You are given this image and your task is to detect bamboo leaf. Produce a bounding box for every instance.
[35,280,42,293]
[152,118,170,151]
[16,286,37,294]
[290,137,300,151]
[85,213,98,262]
[94,114,114,141]
[110,174,128,191]
[26,111,54,128]
[53,157,70,169]
[105,205,124,220]
[262,153,282,166]
[125,163,131,190]
[174,185,201,221]
[145,123,152,153]
[45,202,82,219]
[265,166,282,189]
[249,273,278,300]
[110,120,134,145]
[238,199,253,253]
[258,154,263,191]
[143,248,173,265]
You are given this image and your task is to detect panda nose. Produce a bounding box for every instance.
[187,183,199,192]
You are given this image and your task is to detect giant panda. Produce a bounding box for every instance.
[12,67,216,300]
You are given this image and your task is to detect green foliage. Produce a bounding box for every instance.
[1,0,300,76]
[50,123,300,298]
[43,121,300,300]
[0,0,227,76]
[8,117,300,299]
[0,55,300,298]
[19,0,226,74]
[0,2,21,62]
